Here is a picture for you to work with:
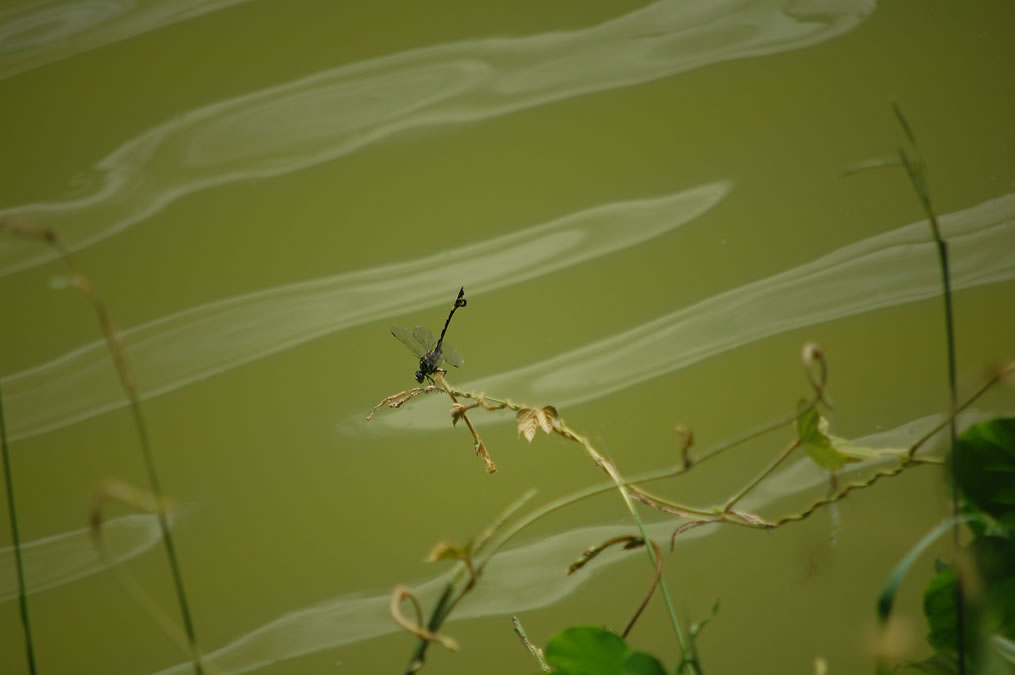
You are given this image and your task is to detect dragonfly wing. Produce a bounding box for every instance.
[441,344,464,368]
[391,325,425,357]
[412,325,437,352]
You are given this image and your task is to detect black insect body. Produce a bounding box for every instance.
[391,287,467,383]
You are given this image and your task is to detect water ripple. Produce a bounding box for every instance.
[0,512,170,602]
[364,193,1015,431]
[2,182,730,440]
[0,0,870,274]
[0,0,251,78]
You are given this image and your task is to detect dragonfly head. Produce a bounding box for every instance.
[414,369,425,384]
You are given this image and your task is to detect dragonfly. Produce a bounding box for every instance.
[391,287,467,383]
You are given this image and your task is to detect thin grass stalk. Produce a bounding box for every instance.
[0,384,37,674]
[892,102,965,674]
[0,222,204,674]
[123,395,203,674]
[69,263,204,675]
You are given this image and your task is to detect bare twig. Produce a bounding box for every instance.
[513,616,551,672]
[567,535,664,638]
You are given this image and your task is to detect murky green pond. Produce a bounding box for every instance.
[2,1,1014,673]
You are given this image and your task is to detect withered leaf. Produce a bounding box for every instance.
[517,408,538,442]
[425,539,471,563]
[517,406,560,442]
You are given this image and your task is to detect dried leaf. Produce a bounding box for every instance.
[425,539,470,563]
[517,408,538,442]
[535,408,553,434]
[475,441,497,473]
[518,406,559,442]
[450,403,467,427]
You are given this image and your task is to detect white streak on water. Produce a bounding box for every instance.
[0,512,171,601]
[2,182,731,440]
[365,193,1015,431]
[0,0,253,80]
[0,0,869,274]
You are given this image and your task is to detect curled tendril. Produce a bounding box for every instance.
[389,585,459,652]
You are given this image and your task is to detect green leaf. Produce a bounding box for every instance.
[893,651,959,674]
[924,565,963,652]
[923,535,1015,661]
[796,400,847,471]
[953,418,1015,529]
[544,626,666,675]
[971,535,1015,644]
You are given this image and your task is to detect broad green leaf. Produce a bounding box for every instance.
[621,651,667,675]
[544,626,665,675]
[924,565,965,652]
[971,536,1015,644]
[796,400,847,471]
[923,536,1015,659]
[545,626,627,674]
[953,418,1015,529]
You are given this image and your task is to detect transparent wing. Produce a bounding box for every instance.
[412,325,437,352]
[391,325,427,358]
[441,344,464,368]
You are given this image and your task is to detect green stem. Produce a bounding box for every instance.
[0,384,37,674]
[893,102,964,673]
[127,397,203,674]
[723,441,799,512]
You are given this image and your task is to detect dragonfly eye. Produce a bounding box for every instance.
[415,370,425,383]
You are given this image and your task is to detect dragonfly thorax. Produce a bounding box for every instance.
[416,347,444,383]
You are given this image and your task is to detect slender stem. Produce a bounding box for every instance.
[81,279,205,674]
[1,220,204,672]
[723,440,799,512]
[563,428,693,670]
[0,384,37,674]
[690,410,801,468]
[936,215,965,675]
[127,397,203,673]
[893,101,964,672]
[620,539,664,639]
[513,616,551,672]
